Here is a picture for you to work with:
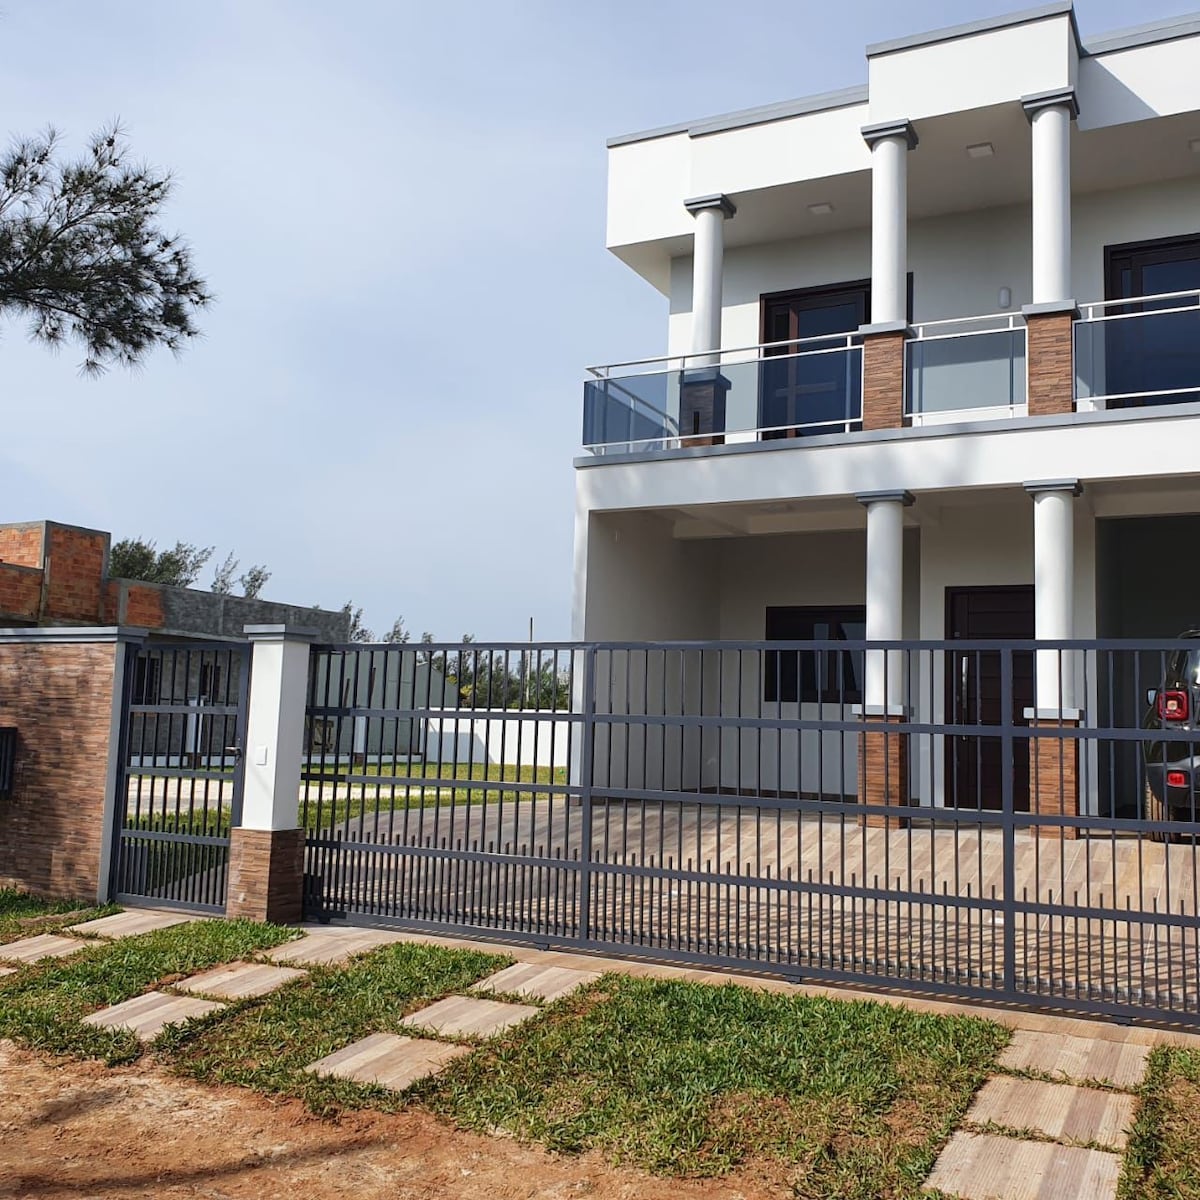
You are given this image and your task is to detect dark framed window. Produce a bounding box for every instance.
[131,655,161,705]
[763,606,866,703]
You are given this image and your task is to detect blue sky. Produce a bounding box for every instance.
[0,0,1192,640]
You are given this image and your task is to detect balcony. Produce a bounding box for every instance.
[582,334,863,454]
[1075,290,1200,412]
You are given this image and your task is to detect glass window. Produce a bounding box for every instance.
[763,606,866,703]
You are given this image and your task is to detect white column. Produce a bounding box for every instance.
[859,490,913,711]
[684,194,735,364]
[1025,480,1081,713]
[240,624,315,830]
[1023,90,1077,306]
[862,121,917,327]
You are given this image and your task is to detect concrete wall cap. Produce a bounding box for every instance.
[861,119,919,150]
[867,1,1076,58]
[1021,87,1080,121]
[1022,299,1079,318]
[1024,478,1084,496]
[243,623,322,642]
[0,625,148,645]
[857,489,916,507]
[683,193,736,219]
[859,320,911,337]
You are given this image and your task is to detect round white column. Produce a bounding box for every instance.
[1026,480,1082,712]
[1024,92,1076,306]
[684,194,735,365]
[870,135,908,325]
[859,490,914,711]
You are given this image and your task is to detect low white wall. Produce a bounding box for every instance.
[424,713,572,770]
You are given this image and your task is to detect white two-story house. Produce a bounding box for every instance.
[572,2,1200,817]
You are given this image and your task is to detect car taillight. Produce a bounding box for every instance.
[1158,689,1190,721]
[1168,770,1189,789]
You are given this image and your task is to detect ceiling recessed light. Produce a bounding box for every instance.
[966,142,995,159]
[808,201,835,215]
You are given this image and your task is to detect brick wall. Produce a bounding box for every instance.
[0,523,46,570]
[1026,313,1075,417]
[0,565,42,622]
[0,639,118,900]
[42,524,109,623]
[121,583,166,628]
[862,331,907,431]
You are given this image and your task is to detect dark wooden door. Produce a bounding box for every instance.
[759,282,869,439]
[945,587,1035,810]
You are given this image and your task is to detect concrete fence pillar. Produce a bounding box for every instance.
[226,624,316,924]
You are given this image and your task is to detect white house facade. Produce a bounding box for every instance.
[572,2,1200,816]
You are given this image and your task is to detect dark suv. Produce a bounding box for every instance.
[1143,631,1200,837]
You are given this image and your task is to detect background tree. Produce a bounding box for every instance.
[0,125,210,373]
[210,552,238,595]
[340,601,373,643]
[109,537,212,587]
[238,564,270,599]
[383,616,411,644]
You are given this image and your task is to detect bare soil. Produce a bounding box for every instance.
[0,1041,780,1199]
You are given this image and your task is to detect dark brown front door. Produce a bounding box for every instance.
[945,586,1035,810]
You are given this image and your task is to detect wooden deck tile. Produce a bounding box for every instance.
[476,962,600,1003]
[0,934,88,964]
[925,1131,1120,1200]
[176,961,306,999]
[401,995,539,1039]
[82,991,224,1041]
[999,1031,1150,1090]
[0,966,16,977]
[967,1075,1135,1149]
[305,1033,469,1090]
[67,910,193,939]
[266,929,405,966]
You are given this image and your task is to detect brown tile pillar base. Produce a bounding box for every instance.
[226,827,306,924]
[1029,718,1079,839]
[862,329,907,431]
[1024,308,1075,417]
[859,714,909,829]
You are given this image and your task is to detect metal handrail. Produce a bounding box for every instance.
[1078,289,1200,321]
[586,332,862,379]
[908,312,1025,342]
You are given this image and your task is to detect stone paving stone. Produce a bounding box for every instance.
[476,962,601,1003]
[925,1131,1121,1200]
[401,995,540,1039]
[0,966,16,978]
[67,910,193,939]
[967,1075,1136,1150]
[999,1030,1150,1090]
[305,1033,470,1090]
[265,929,405,966]
[82,991,224,1041]
[176,961,306,1000]
[0,934,88,964]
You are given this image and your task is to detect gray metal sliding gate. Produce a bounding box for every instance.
[302,639,1200,1025]
[110,642,250,912]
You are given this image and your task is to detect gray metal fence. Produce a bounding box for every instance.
[301,638,1200,1024]
[109,642,250,912]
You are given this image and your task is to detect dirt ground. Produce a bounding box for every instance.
[0,1041,779,1200]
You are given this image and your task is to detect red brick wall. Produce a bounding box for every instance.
[0,525,46,570]
[0,640,118,900]
[0,565,42,622]
[1026,313,1074,417]
[120,583,166,629]
[42,525,109,623]
[862,331,907,431]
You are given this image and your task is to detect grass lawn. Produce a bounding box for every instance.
[0,917,296,1065]
[424,975,1008,1197]
[164,940,510,1115]
[0,888,115,944]
[1121,1045,1200,1199]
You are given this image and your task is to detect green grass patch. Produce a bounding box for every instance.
[164,941,510,1115]
[425,975,1008,1197]
[0,918,295,1065]
[0,889,116,944]
[1120,1045,1200,1198]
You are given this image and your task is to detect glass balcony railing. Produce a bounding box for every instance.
[1075,291,1200,411]
[582,336,863,453]
[905,315,1027,424]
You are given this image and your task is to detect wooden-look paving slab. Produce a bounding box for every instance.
[401,995,539,1039]
[176,961,306,1000]
[305,1033,470,1090]
[476,962,600,1003]
[0,966,16,978]
[966,1075,1135,1150]
[925,1131,1120,1200]
[266,929,405,966]
[82,991,224,1041]
[999,1030,1150,1090]
[0,934,88,964]
[67,910,193,939]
